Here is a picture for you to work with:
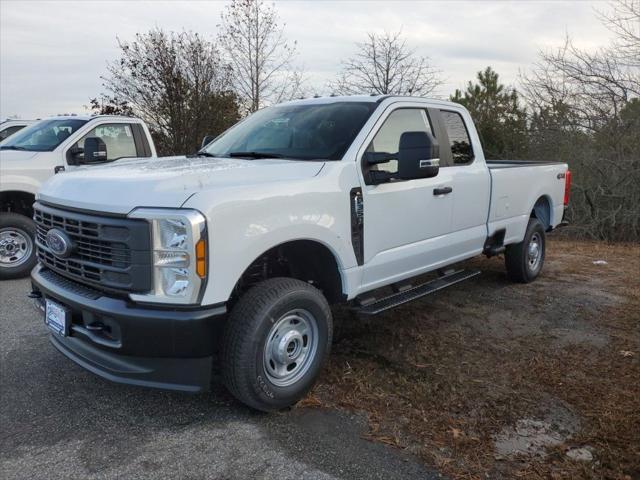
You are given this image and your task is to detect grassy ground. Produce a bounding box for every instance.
[301,238,639,480]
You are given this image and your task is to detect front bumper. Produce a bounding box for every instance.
[31,265,227,392]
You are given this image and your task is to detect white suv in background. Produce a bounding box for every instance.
[0,115,156,279]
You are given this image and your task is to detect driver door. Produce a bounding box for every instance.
[360,106,454,291]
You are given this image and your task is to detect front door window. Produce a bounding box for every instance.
[367,109,432,174]
[75,124,137,161]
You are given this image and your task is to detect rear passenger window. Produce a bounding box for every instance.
[440,110,474,165]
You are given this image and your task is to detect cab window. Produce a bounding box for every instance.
[367,109,432,174]
[440,110,474,165]
[0,125,26,141]
[75,124,137,161]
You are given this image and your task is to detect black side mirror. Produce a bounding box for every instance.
[397,131,440,180]
[83,137,108,163]
[201,135,215,149]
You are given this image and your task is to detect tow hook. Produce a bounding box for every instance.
[85,322,107,332]
[28,290,45,312]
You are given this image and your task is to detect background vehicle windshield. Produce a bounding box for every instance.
[0,124,27,142]
[0,119,88,152]
[204,102,378,160]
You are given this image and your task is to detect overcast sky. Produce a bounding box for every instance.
[0,0,616,119]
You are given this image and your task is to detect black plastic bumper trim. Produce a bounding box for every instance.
[31,265,227,358]
[49,334,212,393]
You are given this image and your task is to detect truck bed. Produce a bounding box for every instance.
[487,159,568,246]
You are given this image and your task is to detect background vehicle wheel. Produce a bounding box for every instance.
[0,213,37,280]
[221,277,333,412]
[505,217,546,283]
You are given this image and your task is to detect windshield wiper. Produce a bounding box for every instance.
[195,151,217,158]
[0,145,28,151]
[228,151,286,159]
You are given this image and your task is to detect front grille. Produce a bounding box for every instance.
[34,202,152,294]
[35,213,130,267]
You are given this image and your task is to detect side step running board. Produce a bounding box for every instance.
[352,269,481,316]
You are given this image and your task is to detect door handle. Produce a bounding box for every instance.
[433,187,452,195]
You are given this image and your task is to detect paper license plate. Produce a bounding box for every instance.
[45,299,69,336]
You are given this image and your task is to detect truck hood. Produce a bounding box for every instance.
[38,155,325,214]
[0,149,40,164]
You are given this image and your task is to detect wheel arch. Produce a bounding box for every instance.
[531,195,553,231]
[0,190,37,217]
[229,238,345,306]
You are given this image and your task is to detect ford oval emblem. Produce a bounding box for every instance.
[46,229,73,258]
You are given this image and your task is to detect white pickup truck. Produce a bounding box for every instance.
[30,96,571,411]
[0,115,156,278]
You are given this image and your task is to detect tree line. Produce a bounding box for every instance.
[90,0,639,242]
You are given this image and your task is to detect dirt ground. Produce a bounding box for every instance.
[303,238,640,480]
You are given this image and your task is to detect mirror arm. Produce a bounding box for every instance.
[364,151,397,165]
[369,170,394,184]
[66,147,83,165]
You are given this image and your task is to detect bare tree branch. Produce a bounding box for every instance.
[218,0,305,113]
[596,0,640,67]
[330,30,442,96]
[519,2,640,241]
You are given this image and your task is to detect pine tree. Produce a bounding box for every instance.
[451,67,528,159]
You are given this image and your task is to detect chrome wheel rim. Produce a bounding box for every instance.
[263,309,319,387]
[527,232,543,271]
[0,227,33,267]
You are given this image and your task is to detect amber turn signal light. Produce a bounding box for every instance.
[195,239,207,278]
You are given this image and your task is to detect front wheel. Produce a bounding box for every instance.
[221,278,333,412]
[0,213,37,280]
[504,217,546,283]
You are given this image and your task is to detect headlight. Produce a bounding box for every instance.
[128,208,207,305]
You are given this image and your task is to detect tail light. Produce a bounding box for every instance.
[564,170,572,206]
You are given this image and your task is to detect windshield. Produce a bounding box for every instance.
[0,124,27,142]
[203,102,378,160]
[0,119,88,152]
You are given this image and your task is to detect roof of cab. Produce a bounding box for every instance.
[0,119,37,125]
[278,94,463,109]
[39,114,141,122]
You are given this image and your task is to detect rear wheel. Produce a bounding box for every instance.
[505,217,546,283]
[0,213,37,280]
[221,278,332,411]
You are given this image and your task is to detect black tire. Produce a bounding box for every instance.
[221,277,333,412]
[505,217,546,283]
[0,213,37,280]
